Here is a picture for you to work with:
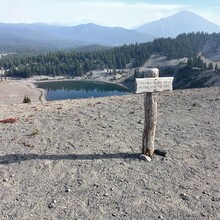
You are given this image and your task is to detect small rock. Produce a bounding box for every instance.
[3,178,8,182]
[200,213,207,217]
[103,193,109,197]
[158,215,164,219]
[180,193,189,201]
[48,200,57,209]
[48,203,55,209]
[211,196,220,201]
[112,213,117,217]
[65,188,71,192]
[137,120,143,124]
[124,158,130,162]
[139,154,151,162]
[154,149,167,157]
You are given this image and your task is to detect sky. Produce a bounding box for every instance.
[0,0,220,28]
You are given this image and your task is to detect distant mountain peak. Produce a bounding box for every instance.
[135,10,220,38]
[174,10,196,15]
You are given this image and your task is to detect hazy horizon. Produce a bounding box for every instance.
[0,0,220,28]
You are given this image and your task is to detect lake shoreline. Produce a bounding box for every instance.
[34,79,130,101]
[0,75,131,105]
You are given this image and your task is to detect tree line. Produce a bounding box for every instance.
[0,32,219,78]
[187,55,219,72]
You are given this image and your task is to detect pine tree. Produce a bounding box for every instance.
[208,62,213,70]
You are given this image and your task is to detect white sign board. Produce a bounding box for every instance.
[135,77,174,93]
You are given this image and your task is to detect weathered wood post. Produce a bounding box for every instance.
[135,68,173,157]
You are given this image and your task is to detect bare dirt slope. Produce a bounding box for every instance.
[143,53,187,67]
[0,80,44,105]
[0,87,220,220]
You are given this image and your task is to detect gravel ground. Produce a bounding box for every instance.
[0,86,220,220]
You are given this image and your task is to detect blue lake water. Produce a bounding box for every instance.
[35,80,130,101]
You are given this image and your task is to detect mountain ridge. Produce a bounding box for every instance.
[0,22,154,51]
[135,10,220,37]
[0,10,220,52]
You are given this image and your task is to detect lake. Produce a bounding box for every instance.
[35,80,130,101]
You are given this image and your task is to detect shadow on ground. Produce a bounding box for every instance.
[0,152,140,164]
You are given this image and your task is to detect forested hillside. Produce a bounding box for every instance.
[0,32,220,78]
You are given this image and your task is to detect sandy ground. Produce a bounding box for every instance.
[0,80,44,105]
[0,83,220,219]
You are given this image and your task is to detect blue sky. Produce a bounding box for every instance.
[0,0,220,27]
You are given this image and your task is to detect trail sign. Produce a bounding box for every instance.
[134,68,173,157]
[135,77,174,93]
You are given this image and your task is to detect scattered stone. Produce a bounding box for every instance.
[124,158,130,162]
[202,190,208,195]
[192,102,201,107]
[3,178,8,182]
[154,149,167,157]
[139,154,151,162]
[158,215,164,219]
[65,188,71,192]
[137,120,143,124]
[200,213,207,217]
[112,213,117,217]
[103,193,109,197]
[211,196,220,201]
[48,200,57,209]
[180,193,189,201]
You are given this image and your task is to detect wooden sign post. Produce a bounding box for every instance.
[135,68,173,157]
